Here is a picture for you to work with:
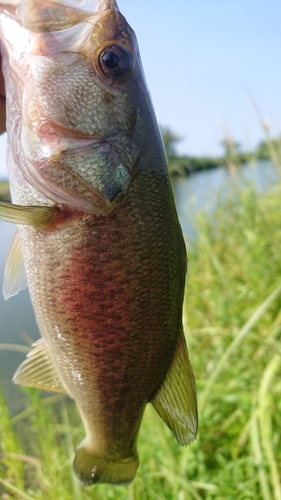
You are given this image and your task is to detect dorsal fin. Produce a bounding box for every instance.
[151,331,198,445]
[13,338,67,394]
[3,230,27,300]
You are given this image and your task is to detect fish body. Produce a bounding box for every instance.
[0,0,197,486]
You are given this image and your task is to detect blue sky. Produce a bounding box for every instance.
[0,0,280,177]
[117,0,281,156]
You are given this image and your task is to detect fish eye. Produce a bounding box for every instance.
[99,45,133,81]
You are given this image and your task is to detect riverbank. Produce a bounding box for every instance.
[169,136,281,177]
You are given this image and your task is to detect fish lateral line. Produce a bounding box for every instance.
[0,201,80,231]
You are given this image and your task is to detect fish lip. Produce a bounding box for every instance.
[36,116,130,146]
[36,118,105,142]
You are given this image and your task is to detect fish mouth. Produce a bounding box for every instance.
[20,122,137,216]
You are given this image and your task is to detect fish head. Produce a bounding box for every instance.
[1,0,164,214]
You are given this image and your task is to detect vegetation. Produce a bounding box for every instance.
[161,126,281,177]
[0,180,10,202]
[1,149,281,498]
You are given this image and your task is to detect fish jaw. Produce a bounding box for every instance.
[0,5,143,214]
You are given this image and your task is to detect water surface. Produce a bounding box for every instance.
[174,159,278,236]
[0,223,40,408]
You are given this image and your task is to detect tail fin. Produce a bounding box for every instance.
[73,444,139,486]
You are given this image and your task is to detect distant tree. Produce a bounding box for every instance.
[256,140,270,159]
[256,136,281,166]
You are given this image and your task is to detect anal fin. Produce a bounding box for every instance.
[151,331,198,445]
[3,230,27,300]
[13,338,67,394]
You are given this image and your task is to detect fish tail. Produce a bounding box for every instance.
[73,444,139,486]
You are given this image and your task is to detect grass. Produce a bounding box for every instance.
[1,166,281,498]
[184,180,281,499]
[0,180,10,202]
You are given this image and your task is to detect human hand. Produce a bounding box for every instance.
[0,54,6,134]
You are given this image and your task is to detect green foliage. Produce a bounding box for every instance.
[184,182,281,499]
[0,180,10,202]
[1,177,281,498]
[160,125,281,178]
[256,137,281,166]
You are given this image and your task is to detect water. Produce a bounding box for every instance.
[0,159,279,405]
[174,159,279,237]
[0,224,40,408]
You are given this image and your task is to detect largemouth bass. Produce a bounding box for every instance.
[0,0,197,486]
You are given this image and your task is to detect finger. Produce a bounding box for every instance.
[0,52,5,97]
[0,53,6,133]
[0,95,6,133]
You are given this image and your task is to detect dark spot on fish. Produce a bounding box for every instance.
[102,91,115,105]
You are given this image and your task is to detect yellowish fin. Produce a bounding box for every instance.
[3,230,27,300]
[13,339,67,393]
[0,202,68,230]
[151,332,198,445]
[73,445,139,486]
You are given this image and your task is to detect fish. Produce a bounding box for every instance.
[0,0,198,486]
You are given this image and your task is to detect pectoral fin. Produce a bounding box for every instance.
[151,332,198,445]
[0,202,68,230]
[13,338,67,394]
[3,230,27,300]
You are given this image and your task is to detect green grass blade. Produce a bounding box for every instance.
[0,478,35,500]
[200,282,281,408]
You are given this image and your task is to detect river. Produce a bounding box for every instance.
[0,159,279,408]
[173,158,279,236]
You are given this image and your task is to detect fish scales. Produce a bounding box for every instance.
[18,169,184,406]
[0,0,198,486]
[15,169,185,469]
